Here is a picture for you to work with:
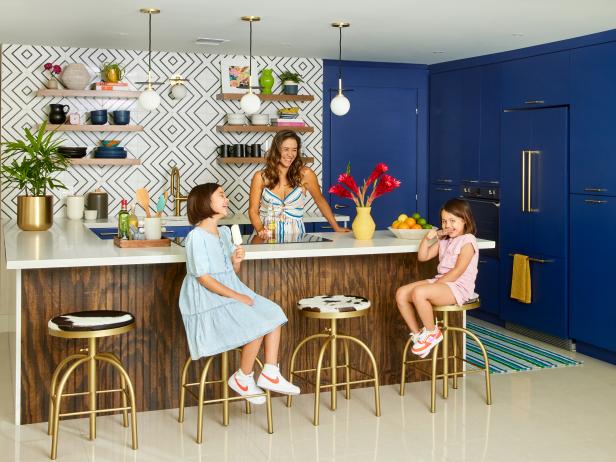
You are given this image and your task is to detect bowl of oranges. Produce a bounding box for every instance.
[389,213,434,240]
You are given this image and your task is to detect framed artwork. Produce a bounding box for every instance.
[220,57,259,93]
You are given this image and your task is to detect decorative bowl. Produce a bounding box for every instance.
[388,227,431,240]
[100,139,120,147]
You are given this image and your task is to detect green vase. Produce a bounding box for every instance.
[259,69,274,95]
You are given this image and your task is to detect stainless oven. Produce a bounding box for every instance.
[461,186,499,259]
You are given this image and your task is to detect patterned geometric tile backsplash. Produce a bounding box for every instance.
[0,44,323,219]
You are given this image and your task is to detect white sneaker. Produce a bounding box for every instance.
[257,365,300,395]
[228,370,266,405]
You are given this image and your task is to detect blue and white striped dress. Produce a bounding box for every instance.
[260,186,306,241]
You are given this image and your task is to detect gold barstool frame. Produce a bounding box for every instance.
[48,323,138,460]
[286,308,381,426]
[399,300,492,412]
[178,349,273,444]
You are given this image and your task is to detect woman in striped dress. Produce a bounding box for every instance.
[249,130,349,240]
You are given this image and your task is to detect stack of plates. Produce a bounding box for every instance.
[93,146,127,159]
[58,146,87,158]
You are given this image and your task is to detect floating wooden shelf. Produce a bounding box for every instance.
[217,93,314,102]
[216,125,314,133]
[69,158,141,166]
[37,89,141,99]
[217,157,314,165]
[40,124,144,132]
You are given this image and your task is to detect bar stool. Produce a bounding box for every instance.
[400,298,492,413]
[47,310,138,460]
[287,295,381,426]
[178,349,273,444]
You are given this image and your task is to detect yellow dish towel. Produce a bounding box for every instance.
[510,254,531,304]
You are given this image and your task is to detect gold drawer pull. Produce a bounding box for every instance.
[508,253,554,263]
[584,199,608,204]
[524,100,545,104]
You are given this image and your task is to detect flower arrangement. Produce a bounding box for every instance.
[329,162,401,207]
[43,62,62,78]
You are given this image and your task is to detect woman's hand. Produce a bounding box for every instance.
[232,246,246,265]
[333,224,351,233]
[237,294,254,306]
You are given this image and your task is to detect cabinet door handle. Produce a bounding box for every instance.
[584,199,608,204]
[487,180,500,184]
[334,204,349,209]
[436,179,453,183]
[463,179,480,183]
[527,150,540,212]
[508,253,554,263]
[479,260,488,264]
[435,187,453,191]
[320,225,333,229]
[524,100,545,104]
[584,188,607,192]
[521,150,526,212]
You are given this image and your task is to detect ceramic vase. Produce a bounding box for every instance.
[259,69,274,94]
[352,207,376,240]
[61,63,91,90]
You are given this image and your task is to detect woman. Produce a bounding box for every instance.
[249,130,349,239]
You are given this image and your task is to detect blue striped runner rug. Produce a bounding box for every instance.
[465,321,582,374]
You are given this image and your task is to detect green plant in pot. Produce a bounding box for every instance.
[278,71,303,95]
[101,62,125,83]
[1,122,69,231]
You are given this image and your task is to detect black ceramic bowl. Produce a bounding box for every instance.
[112,110,130,125]
[90,110,108,125]
[58,146,87,158]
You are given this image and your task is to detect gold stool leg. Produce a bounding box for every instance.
[48,354,86,436]
[88,338,97,440]
[343,339,351,400]
[178,357,192,423]
[441,313,449,399]
[338,335,381,418]
[221,351,230,426]
[451,327,493,405]
[196,356,215,444]
[330,319,338,411]
[50,356,90,460]
[452,330,459,390]
[399,336,413,396]
[430,342,440,413]
[313,337,333,426]
[98,353,129,427]
[265,390,274,434]
[286,333,329,408]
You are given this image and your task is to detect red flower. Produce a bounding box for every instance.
[43,63,53,71]
[368,174,401,205]
[366,163,388,186]
[52,65,62,74]
[337,172,360,196]
[328,184,355,201]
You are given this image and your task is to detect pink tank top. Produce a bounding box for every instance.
[434,234,479,292]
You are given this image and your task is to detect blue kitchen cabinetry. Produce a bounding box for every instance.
[499,107,569,338]
[475,256,500,316]
[501,51,570,109]
[428,184,459,226]
[569,194,616,353]
[570,42,616,196]
[479,64,502,185]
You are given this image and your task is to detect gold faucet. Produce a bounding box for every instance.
[170,167,188,216]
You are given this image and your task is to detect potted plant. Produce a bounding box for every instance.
[1,123,69,231]
[278,71,303,95]
[101,63,125,83]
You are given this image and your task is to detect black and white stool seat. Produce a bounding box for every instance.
[48,310,135,332]
[297,295,371,313]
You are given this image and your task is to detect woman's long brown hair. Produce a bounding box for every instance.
[261,130,304,189]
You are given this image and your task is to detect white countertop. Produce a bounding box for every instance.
[2,218,495,270]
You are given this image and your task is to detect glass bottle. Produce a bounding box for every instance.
[117,199,130,240]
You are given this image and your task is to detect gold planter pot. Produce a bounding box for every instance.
[17,195,53,231]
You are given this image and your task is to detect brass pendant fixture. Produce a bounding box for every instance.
[239,15,261,115]
[137,8,164,110]
[330,22,351,116]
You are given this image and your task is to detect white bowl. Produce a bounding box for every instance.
[388,226,430,240]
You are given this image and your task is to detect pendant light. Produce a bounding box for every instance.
[330,22,351,116]
[137,8,164,111]
[239,16,261,115]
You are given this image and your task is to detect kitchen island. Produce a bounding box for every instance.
[2,218,494,424]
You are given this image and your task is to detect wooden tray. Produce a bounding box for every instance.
[113,236,171,248]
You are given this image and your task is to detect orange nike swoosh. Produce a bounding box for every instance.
[234,376,248,392]
[260,373,280,384]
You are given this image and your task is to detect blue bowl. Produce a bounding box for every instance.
[95,147,126,153]
[90,110,108,125]
[112,110,130,125]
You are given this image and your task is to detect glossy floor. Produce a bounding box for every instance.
[1,323,615,462]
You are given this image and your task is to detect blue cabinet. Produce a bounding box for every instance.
[479,64,502,185]
[476,257,500,316]
[501,51,570,108]
[428,184,459,226]
[569,194,616,352]
[570,42,616,196]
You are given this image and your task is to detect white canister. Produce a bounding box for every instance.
[66,195,85,220]
[143,217,162,240]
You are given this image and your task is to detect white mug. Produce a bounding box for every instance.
[66,195,85,220]
[143,217,162,240]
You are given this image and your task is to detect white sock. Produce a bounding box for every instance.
[262,363,279,375]
[237,368,253,378]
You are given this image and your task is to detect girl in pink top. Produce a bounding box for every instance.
[396,199,479,358]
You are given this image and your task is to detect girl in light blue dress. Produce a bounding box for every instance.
[179,183,300,403]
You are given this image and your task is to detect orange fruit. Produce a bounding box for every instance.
[411,224,422,230]
[391,221,400,229]
[398,222,411,229]
[405,217,416,227]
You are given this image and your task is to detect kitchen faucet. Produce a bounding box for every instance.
[170,167,188,216]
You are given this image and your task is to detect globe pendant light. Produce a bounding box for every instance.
[137,8,164,111]
[330,22,351,116]
[239,16,261,115]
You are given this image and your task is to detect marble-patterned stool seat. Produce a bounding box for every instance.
[48,310,135,332]
[297,295,371,313]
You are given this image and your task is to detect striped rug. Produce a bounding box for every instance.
[465,321,582,374]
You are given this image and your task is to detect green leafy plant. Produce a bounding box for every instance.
[278,71,303,83]
[100,62,125,82]
[1,122,69,196]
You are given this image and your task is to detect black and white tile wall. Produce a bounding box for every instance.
[0,44,323,219]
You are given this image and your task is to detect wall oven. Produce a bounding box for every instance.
[461,186,499,259]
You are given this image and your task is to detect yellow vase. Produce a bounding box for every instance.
[352,206,376,240]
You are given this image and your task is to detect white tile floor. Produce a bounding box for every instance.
[1,322,616,462]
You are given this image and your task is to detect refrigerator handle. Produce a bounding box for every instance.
[521,150,527,212]
[528,150,541,212]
